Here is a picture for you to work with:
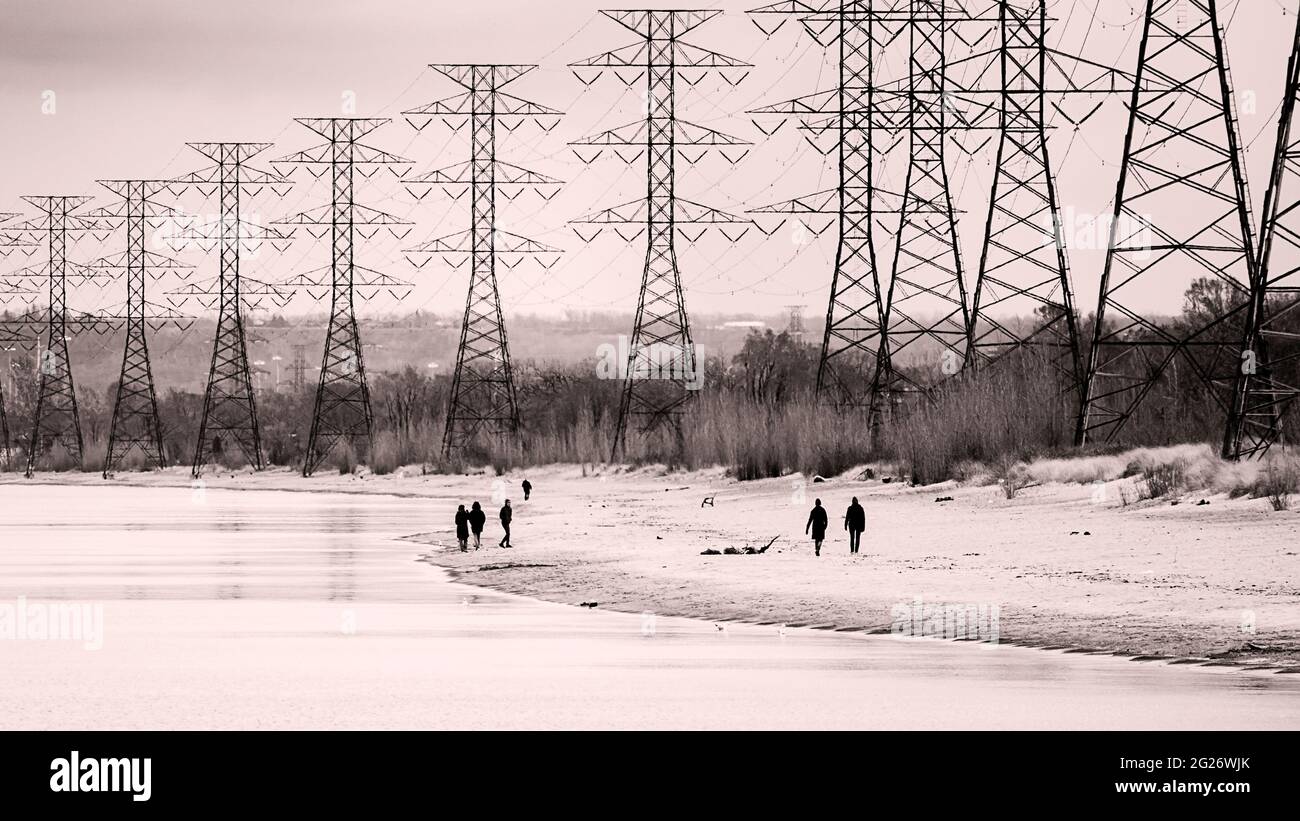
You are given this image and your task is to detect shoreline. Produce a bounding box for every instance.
[6,462,1298,672]
[412,541,1300,673]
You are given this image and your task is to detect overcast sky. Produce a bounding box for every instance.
[0,0,1295,323]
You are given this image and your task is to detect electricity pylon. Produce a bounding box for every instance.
[881,0,972,409]
[290,343,307,391]
[402,65,563,456]
[749,1,893,419]
[272,118,412,476]
[1076,0,1257,449]
[87,179,194,476]
[171,143,293,476]
[1226,4,1300,459]
[748,1,980,424]
[7,196,100,476]
[750,1,1120,434]
[0,325,23,466]
[570,9,752,458]
[0,212,25,466]
[785,304,806,341]
[967,0,1082,388]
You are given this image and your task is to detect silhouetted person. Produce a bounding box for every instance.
[499,499,513,547]
[805,498,828,556]
[522,479,532,501]
[844,496,865,555]
[468,501,486,550]
[454,504,470,552]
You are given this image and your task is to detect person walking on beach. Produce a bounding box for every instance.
[844,496,865,555]
[499,499,513,548]
[522,479,532,501]
[454,504,470,552]
[805,499,828,557]
[468,501,486,550]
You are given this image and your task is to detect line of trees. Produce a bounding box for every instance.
[3,276,1295,480]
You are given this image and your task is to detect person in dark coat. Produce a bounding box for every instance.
[468,501,487,550]
[805,498,828,556]
[454,504,470,552]
[498,499,513,548]
[522,479,532,501]
[844,496,866,555]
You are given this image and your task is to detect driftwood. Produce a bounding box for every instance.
[701,535,779,556]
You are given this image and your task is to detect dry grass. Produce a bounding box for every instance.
[0,446,24,473]
[330,441,359,476]
[1255,458,1299,511]
[1138,460,1186,501]
[9,339,1297,499]
[368,430,402,476]
[990,454,1031,499]
[33,441,82,472]
[1015,443,1300,505]
[80,438,108,473]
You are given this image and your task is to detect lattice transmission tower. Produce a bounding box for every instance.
[1076,0,1257,449]
[570,9,752,458]
[967,0,1082,386]
[0,212,27,466]
[170,143,293,477]
[785,304,806,341]
[750,1,979,424]
[749,1,898,423]
[879,0,973,410]
[751,0,1124,435]
[272,118,412,476]
[402,65,563,456]
[0,325,23,465]
[86,180,194,476]
[6,196,102,476]
[290,343,308,391]
[1227,5,1300,459]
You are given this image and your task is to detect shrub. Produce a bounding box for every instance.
[1257,458,1299,511]
[33,441,81,472]
[369,430,401,476]
[332,441,358,475]
[1140,460,1186,500]
[991,455,1031,499]
[81,439,109,473]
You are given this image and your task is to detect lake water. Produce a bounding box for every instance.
[0,483,1296,730]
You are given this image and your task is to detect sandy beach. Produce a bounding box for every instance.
[9,453,1297,671]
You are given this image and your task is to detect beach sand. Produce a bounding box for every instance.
[8,460,1298,668]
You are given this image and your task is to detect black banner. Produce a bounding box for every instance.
[1,731,1292,809]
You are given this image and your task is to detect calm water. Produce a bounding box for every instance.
[0,483,1297,730]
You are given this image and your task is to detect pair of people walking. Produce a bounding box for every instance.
[454,500,514,551]
[804,497,866,557]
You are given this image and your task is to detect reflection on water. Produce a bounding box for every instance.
[0,486,419,603]
[1,483,1298,731]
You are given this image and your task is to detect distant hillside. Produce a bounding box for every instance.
[3,310,806,394]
